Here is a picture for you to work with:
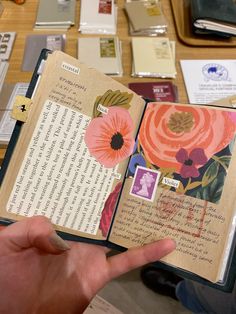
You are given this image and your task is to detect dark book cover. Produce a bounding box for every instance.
[128,81,178,102]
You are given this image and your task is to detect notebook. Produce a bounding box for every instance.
[22,34,66,72]
[78,37,123,76]
[35,0,76,30]
[79,0,117,34]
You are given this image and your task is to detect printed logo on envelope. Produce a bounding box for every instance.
[202,63,229,82]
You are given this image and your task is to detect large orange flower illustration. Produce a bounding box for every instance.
[139,103,236,172]
[85,107,135,168]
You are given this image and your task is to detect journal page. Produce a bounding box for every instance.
[0,51,145,241]
[109,102,236,283]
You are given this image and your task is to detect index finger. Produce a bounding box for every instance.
[106,239,176,280]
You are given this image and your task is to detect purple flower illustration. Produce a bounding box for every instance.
[176,148,208,178]
[129,153,146,175]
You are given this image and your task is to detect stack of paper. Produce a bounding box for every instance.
[125,0,167,36]
[131,37,176,78]
[0,60,9,92]
[79,0,117,34]
[0,83,29,145]
[34,0,76,30]
[78,37,123,76]
[0,32,16,61]
[22,34,66,72]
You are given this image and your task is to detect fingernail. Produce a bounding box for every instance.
[49,233,70,251]
[170,239,177,249]
[171,239,177,247]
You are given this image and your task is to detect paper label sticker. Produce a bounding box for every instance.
[145,3,161,16]
[61,62,80,75]
[11,95,32,122]
[152,84,172,101]
[162,177,180,189]
[98,0,112,14]
[100,38,116,58]
[97,104,109,114]
[153,39,171,59]
[46,35,63,51]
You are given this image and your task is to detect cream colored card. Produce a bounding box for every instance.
[132,37,176,78]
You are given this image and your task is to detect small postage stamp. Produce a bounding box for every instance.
[130,166,161,202]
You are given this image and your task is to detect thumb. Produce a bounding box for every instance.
[0,216,70,255]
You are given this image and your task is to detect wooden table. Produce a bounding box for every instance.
[0,0,236,162]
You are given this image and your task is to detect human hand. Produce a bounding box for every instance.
[0,216,175,313]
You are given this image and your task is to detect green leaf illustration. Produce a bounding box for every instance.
[176,181,185,194]
[229,135,236,154]
[217,156,231,169]
[93,90,133,118]
[202,161,219,187]
[195,172,225,204]
[211,155,231,171]
[186,181,202,191]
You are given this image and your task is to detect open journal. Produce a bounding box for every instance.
[0,50,236,291]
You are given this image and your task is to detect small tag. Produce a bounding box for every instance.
[97,104,109,114]
[144,3,161,16]
[162,177,180,189]
[11,95,32,122]
[61,62,80,75]
[98,0,112,14]
[153,39,171,59]
[46,35,63,51]
[100,38,116,58]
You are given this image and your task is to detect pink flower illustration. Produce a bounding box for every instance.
[85,107,135,168]
[228,112,236,124]
[139,103,236,172]
[176,148,208,178]
[99,182,122,237]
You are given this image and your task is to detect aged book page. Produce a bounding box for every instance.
[0,51,145,241]
[109,102,236,283]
